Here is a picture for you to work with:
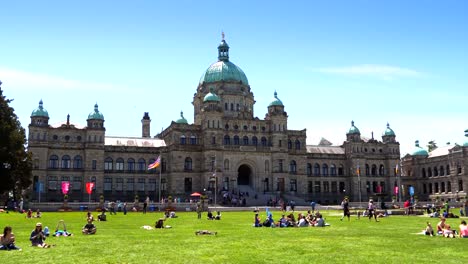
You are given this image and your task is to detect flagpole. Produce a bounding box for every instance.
[357,164,362,208]
[158,152,162,205]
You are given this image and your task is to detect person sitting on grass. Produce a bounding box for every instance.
[424,222,434,236]
[98,211,107,221]
[34,209,42,218]
[297,214,308,227]
[54,220,73,237]
[459,220,468,238]
[437,217,448,235]
[253,213,262,227]
[207,210,214,220]
[30,223,53,248]
[0,226,21,250]
[26,209,33,219]
[86,211,95,222]
[82,219,97,235]
[155,218,171,229]
[214,211,221,220]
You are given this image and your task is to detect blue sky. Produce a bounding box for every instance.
[1,0,467,156]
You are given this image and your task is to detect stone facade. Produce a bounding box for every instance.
[401,142,468,203]
[28,38,403,204]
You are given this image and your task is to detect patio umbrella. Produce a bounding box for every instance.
[190,192,202,197]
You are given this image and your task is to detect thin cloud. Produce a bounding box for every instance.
[315,64,423,80]
[0,67,126,92]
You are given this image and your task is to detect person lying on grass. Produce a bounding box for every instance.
[82,219,97,235]
[195,230,217,235]
[54,220,73,236]
[0,226,21,250]
[30,223,53,248]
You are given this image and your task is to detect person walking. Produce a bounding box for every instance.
[310,201,316,213]
[340,198,351,221]
[143,197,149,214]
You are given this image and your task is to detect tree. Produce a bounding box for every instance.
[0,81,32,199]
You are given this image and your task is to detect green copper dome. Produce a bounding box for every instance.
[175,111,188,124]
[203,87,220,102]
[383,122,396,136]
[268,91,284,107]
[88,103,104,120]
[411,140,429,156]
[199,35,249,85]
[463,129,468,147]
[347,121,360,134]
[31,100,49,118]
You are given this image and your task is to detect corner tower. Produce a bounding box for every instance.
[142,112,151,138]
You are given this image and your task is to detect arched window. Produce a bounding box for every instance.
[224,135,231,145]
[137,158,146,172]
[104,157,113,171]
[322,164,329,176]
[127,158,135,172]
[446,165,450,175]
[307,163,312,176]
[73,155,82,169]
[252,136,258,146]
[180,135,186,145]
[379,165,384,176]
[243,136,249,145]
[313,163,320,176]
[338,165,344,176]
[427,168,432,177]
[433,166,438,176]
[265,160,270,173]
[190,136,197,145]
[233,135,240,145]
[224,159,229,171]
[61,155,71,169]
[440,166,445,176]
[371,165,377,176]
[49,155,59,169]
[365,164,370,176]
[289,160,297,174]
[422,168,426,178]
[288,140,292,149]
[330,164,336,176]
[295,140,301,150]
[116,158,124,171]
[261,137,267,146]
[447,181,451,192]
[184,157,192,171]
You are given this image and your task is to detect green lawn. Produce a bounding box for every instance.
[0,209,467,263]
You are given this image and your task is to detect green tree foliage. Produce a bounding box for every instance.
[0,81,32,198]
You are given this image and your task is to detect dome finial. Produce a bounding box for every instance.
[218,34,229,61]
[180,111,184,118]
[39,99,44,109]
[274,90,278,98]
[94,103,99,112]
[221,31,225,41]
[387,122,390,128]
[351,120,354,126]
[415,140,420,147]
[465,129,468,137]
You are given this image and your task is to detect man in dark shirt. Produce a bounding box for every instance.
[82,219,96,234]
[340,198,351,221]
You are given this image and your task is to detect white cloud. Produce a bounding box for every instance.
[0,67,125,92]
[315,64,423,80]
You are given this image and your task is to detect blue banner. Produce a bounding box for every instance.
[409,186,415,196]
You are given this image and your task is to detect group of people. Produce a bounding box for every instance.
[254,210,327,228]
[423,217,468,238]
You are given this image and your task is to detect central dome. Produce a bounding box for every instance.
[199,35,249,85]
[200,60,249,85]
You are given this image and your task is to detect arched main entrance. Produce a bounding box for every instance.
[238,164,251,185]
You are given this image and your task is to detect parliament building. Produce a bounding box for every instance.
[28,36,405,204]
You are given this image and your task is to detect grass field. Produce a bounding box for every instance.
[0,209,467,264]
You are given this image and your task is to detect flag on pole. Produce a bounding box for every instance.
[395,161,399,175]
[356,164,361,176]
[148,156,161,170]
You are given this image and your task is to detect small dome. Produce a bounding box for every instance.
[175,111,188,124]
[347,121,360,134]
[268,91,284,107]
[463,129,468,147]
[383,122,396,136]
[88,103,104,120]
[411,140,429,156]
[31,100,49,118]
[203,87,220,102]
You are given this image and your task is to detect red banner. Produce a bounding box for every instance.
[394,186,399,195]
[61,181,70,195]
[86,182,95,194]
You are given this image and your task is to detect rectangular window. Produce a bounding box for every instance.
[323,182,330,193]
[423,183,427,194]
[331,182,337,193]
[314,181,321,193]
[73,176,82,191]
[48,176,58,191]
[127,178,134,191]
[184,177,192,193]
[116,162,124,171]
[339,182,345,193]
[278,160,283,173]
[366,181,371,193]
[34,159,39,169]
[148,179,156,191]
[290,179,297,192]
[307,181,313,193]
[92,160,97,170]
[459,180,464,192]
[138,178,145,191]
[279,140,282,147]
[104,178,112,191]
[116,178,123,191]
